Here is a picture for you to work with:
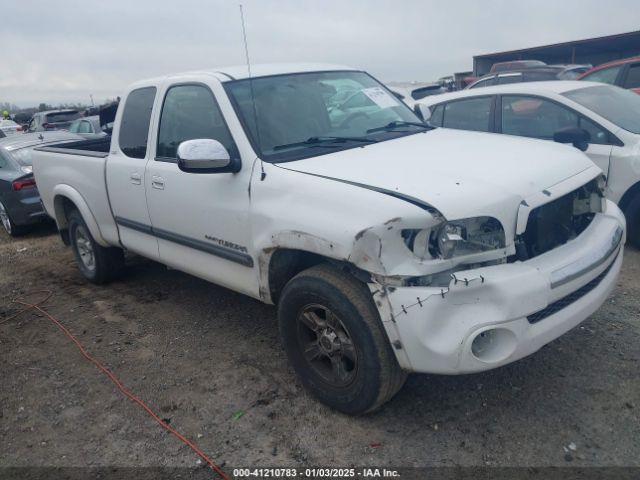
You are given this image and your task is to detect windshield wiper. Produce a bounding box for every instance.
[273,136,378,151]
[366,121,432,134]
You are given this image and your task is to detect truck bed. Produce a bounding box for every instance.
[36,136,111,158]
[32,136,120,246]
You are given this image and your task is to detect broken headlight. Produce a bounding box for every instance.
[403,216,506,260]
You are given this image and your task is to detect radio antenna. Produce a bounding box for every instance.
[239,4,265,180]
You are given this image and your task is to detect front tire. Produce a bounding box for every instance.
[68,209,124,284]
[624,194,640,249]
[278,264,406,415]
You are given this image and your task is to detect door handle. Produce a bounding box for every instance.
[130,173,142,185]
[152,176,165,190]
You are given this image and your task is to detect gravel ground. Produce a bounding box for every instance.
[1,224,638,474]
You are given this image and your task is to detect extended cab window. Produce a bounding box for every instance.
[501,95,609,144]
[119,87,157,159]
[442,97,492,132]
[157,84,237,160]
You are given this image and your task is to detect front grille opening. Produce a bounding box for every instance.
[514,179,601,261]
[527,258,614,324]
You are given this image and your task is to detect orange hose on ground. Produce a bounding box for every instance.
[2,290,229,480]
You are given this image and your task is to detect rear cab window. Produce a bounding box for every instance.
[119,87,157,159]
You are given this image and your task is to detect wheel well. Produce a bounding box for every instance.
[267,249,372,304]
[268,249,326,304]
[619,180,640,213]
[53,195,78,245]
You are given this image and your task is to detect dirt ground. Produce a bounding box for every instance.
[1,224,638,473]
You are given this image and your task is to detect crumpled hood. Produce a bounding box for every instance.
[278,128,599,220]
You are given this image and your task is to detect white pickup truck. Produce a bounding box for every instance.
[33,64,625,415]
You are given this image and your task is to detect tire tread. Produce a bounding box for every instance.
[281,263,406,414]
[68,210,124,284]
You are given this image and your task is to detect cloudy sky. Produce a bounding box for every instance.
[2,0,640,107]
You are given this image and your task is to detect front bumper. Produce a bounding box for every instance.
[374,200,625,374]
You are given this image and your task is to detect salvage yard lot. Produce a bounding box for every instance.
[1,226,638,469]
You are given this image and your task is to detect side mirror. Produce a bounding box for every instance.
[176,139,240,173]
[553,127,590,152]
[415,104,432,123]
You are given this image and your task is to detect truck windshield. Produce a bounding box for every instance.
[225,71,427,162]
[563,85,640,134]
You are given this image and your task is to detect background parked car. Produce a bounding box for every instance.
[26,109,81,132]
[489,59,547,73]
[467,65,592,89]
[416,81,640,247]
[388,83,447,108]
[579,56,640,94]
[68,116,108,139]
[0,131,82,236]
[0,119,23,137]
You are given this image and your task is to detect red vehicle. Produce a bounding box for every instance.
[578,56,640,94]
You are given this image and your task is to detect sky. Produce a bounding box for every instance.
[2,0,640,107]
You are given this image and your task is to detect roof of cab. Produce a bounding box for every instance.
[417,80,607,105]
[129,63,357,88]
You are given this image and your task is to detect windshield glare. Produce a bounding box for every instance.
[225,71,424,161]
[563,85,640,134]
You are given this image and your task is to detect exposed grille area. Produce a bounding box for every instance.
[527,258,615,324]
[516,179,602,261]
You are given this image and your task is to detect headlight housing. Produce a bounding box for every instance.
[403,216,506,260]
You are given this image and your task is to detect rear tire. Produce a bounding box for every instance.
[68,209,124,284]
[0,199,27,237]
[278,264,407,415]
[624,194,640,249]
